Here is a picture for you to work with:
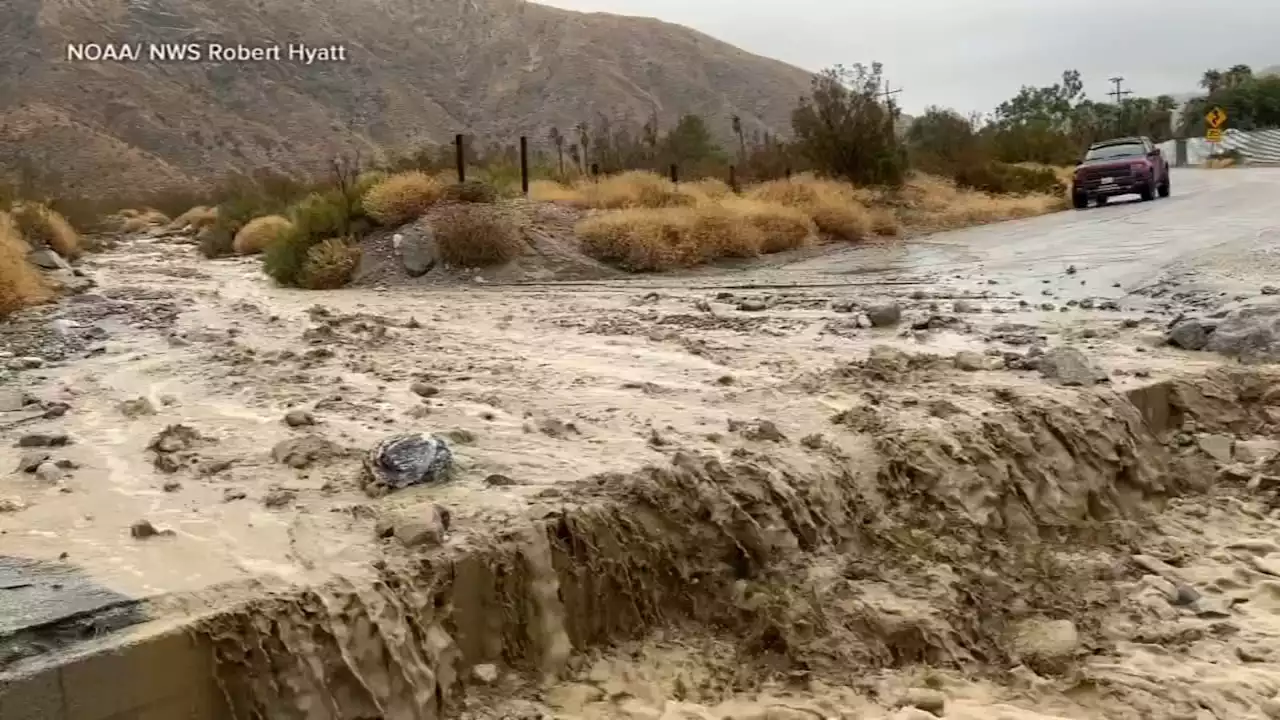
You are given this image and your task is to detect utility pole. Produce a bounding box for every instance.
[878,77,904,124]
[1107,76,1132,104]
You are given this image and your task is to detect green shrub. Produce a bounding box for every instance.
[300,237,362,289]
[263,189,365,287]
[953,162,1063,196]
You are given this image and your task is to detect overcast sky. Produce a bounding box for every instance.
[536,0,1277,116]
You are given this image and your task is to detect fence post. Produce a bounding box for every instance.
[519,136,530,196]
[590,163,599,179]
[728,165,738,193]
[454,134,466,183]
[669,164,678,183]
[784,167,792,180]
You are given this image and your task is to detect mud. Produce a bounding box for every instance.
[3,169,1280,719]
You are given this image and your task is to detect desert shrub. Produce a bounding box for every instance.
[0,212,49,317]
[198,226,235,259]
[684,178,733,202]
[171,206,219,231]
[529,180,584,203]
[233,215,294,255]
[807,199,872,241]
[299,237,362,289]
[899,174,1066,229]
[954,162,1064,196]
[869,208,902,236]
[264,190,362,286]
[443,180,500,204]
[363,171,445,226]
[577,171,697,210]
[11,203,81,259]
[576,205,765,271]
[434,206,522,268]
[721,198,814,253]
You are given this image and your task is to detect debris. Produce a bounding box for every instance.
[34,462,65,484]
[865,302,902,328]
[1037,346,1106,386]
[410,382,440,398]
[1166,319,1210,350]
[284,409,316,427]
[272,435,344,469]
[17,432,69,448]
[118,397,157,418]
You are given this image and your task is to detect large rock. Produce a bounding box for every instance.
[27,249,71,271]
[1010,618,1080,675]
[362,432,454,495]
[1166,319,1210,350]
[1205,301,1280,364]
[1038,346,1106,386]
[865,302,902,328]
[398,226,438,277]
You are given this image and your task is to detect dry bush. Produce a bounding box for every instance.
[576,205,765,271]
[299,237,362,289]
[12,203,81,259]
[0,211,49,317]
[869,208,902,236]
[746,176,879,242]
[442,180,500,204]
[570,171,697,210]
[529,180,583,203]
[720,198,815,253]
[1206,157,1237,169]
[233,215,294,255]
[171,206,219,231]
[434,206,523,268]
[363,171,446,226]
[899,174,1066,229]
[683,178,733,202]
[807,199,873,241]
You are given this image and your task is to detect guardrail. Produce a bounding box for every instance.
[1160,129,1280,167]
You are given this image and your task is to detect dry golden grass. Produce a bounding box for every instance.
[299,237,362,289]
[532,171,695,210]
[171,205,219,231]
[897,174,1067,230]
[0,211,50,318]
[363,171,447,226]
[746,175,885,242]
[233,215,294,255]
[577,205,769,271]
[12,203,82,259]
[719,197,816,253]
[1206,157,1238,169]
[435,206,523,267]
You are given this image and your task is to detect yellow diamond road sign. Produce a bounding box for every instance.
[1206,107,1227,129]
[1206,128,1223,142]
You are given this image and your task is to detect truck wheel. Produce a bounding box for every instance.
[1158,177,1171,198]
[1139,182,1155,201]
[1071,192,1088,210]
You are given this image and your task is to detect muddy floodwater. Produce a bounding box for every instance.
[3,168,1280,719]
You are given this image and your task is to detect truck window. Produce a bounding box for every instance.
[1084,143,1146,161]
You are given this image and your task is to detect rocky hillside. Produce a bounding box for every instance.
[0,0,814,197]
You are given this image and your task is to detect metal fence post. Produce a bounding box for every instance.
[519,136,529,196]
[728,165,738,193]
[454,134,466,183]
[669,164,678,183]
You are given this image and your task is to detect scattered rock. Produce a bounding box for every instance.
[162,479,182,492]
[471,663,499,685]
[1166,319,1210,350]
[1038,346,1106,386]
[953,351,986,372]
[1010,618,1079,675]
[484,473,518,487]
[118,397,157,418]
[0,497,27,513]
[223,488,247,502]
[34,462,65,484]
[1205,302,1280,363]
[148,424,201,454]
[130,520,172,539]
[28,248,71,271]
[737,298,768,312]
[0,389,32,412]
[272,435,344,469]
[362,432,454,495]
[953,299,977,314]
[261,487,297,509]
[17,432,69,448]
[538,418,579,438]
[1197,434,1235,464]
[6,357,44,371]
[389,504,448,547]
[901,688,946,715]
[15,452,50,473]
[729,418,786,443]
[399,226,438,277]
[866,302,902,328]
[1262,286,1279,296]
[284,409,316,427]
[800,433,825,450]
[197,459,234,476]
[410,381,440,398]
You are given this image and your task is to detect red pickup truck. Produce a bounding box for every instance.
[1071,136,1171,209]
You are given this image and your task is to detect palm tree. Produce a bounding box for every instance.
[548,127,564,176]
[575,122,590,173]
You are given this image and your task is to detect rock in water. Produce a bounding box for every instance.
[865,302,902,328]
[1038,346,1106,386]
[363,432,454,495]
[1166,319,1210,350]
[1205,301,1280,363]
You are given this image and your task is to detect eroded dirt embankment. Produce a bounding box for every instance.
[201,366,1280,720]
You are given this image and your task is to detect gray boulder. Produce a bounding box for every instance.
[1205,302,1280,364]
[363,432,454,495]
[1167,319,1211,350]
[1038,346,1106,386]
[398,226,438,277]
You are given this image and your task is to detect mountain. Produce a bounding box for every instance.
[0,0,814,198]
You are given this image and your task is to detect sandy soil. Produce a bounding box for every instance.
[3,168,1280,718]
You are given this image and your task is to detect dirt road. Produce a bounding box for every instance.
[2,168,1280,719]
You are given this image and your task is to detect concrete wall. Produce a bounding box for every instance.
[0,629,228,720]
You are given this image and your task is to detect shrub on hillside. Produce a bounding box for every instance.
[791,63,908,187]
[11,203,81,259]
[198,226,235,259]
[442,180,500,204]
[434,206,522,268]
[299,237,362,289]
[363,171,445,226]
[0,212,50,317]
[233,215,294,255]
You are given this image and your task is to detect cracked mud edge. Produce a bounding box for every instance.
[196,368,1277,719]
